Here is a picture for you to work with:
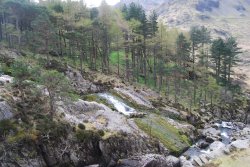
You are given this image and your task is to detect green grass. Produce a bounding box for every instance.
[135,114,191,155]
[110,51,126,65]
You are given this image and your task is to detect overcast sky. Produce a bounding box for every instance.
[84,0,120,7]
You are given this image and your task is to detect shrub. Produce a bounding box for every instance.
[0,120,17,136]
[78,123,85,130]
[97,129,105,137]
[76,130,100,142]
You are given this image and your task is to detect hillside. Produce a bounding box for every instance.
[119,0,250,88]
[120,0,250,48]
[0,0,250,166]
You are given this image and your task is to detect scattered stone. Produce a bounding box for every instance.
[199,154,208,164]
[193,156,203,166]
[198,141,209,149]
[0,101,13,120]
[0,75,13,85]
[223,147,231,155]
[205,136,215,143]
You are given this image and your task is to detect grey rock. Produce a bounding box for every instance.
[198,141,209,149]
[66,67,100,94]
[230,139,250,150]
[199,154,208,164]
[0,101,13,120]
[116,154,176,167]
[223,147,231,155]
[166,155,180,167]
[0,48,20,59]
[202,127,220,137]
[0,75,13,85]
[208,141,226,159]
[180,156,194,167]
[205,136,215,143]
[192,156,203,166]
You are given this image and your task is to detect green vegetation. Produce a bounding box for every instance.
[75,129,101,142]
[135,114,191,155]
[0,0,244,113]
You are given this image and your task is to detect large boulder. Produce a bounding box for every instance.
[0,101,13,120]
[180,156,194,167]
[207,141,226,159]
[202,127,221,142]
[230,139,250,151]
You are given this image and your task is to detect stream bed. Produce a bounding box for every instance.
[182,121,242,166]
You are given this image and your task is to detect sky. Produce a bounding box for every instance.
[84,0,120,7]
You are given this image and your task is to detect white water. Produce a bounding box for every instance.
[183,121,236,159]
[98,93,137,116]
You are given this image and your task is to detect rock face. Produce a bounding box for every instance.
[57,99,143,134]
[0,133,169,167]
[0,101,13,120]
[114,87,154,109]
[66,67,102,94]
[116,154,179,167]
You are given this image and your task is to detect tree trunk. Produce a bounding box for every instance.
[124,31,129,81]
[80,50,84,74]
[153,47,157,88]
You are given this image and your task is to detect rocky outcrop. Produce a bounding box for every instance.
[57,99,143,134]
[114,87,154,109]
[116,154,179,167]
[66,67,102,94]
[0,47,21,60]
[0,132,169,167]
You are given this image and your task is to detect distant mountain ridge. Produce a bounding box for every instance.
[118,0,250,51]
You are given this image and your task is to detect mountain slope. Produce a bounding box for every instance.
[119,0,250,49]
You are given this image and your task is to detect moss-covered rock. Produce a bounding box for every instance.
[135,114,191,155]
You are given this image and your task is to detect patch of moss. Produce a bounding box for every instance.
[35,115,70,139]
[0,120,18,134]
[6,129,38,144]
[135,114,191,155]
[75,129,100,142]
